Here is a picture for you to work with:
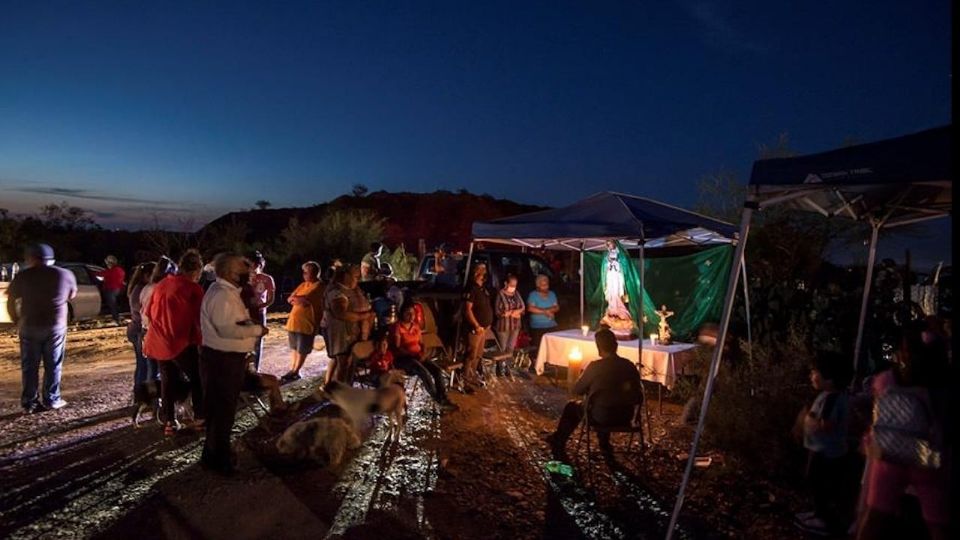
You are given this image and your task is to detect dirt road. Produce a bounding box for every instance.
[0,319,806,539]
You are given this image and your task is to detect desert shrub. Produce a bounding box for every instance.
[278,209,385,266]
[702,326,812,476]
[384,244,418,281]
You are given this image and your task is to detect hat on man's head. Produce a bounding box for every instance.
[26,243,55,261]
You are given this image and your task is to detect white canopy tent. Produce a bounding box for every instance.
[666,125,953,538]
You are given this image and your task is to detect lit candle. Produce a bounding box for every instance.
[650,333,658,345]
[581,325,589,337]
[567,347,583,392]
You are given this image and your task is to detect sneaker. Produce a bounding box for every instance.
[23,402,46,414]
[279,372,301,383]
[793,515,830,536]
[45,398,68,410]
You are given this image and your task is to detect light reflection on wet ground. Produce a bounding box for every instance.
[325,378,440,538]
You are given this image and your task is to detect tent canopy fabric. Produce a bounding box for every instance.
[472,191,736,250]
[748,125,952,227]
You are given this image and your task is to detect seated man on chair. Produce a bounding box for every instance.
[545,328,643,460]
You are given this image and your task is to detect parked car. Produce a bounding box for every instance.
[0,262,112,325]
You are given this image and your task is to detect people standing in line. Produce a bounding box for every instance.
[462,263,493,392]
[391,302,458,411]
[245,251,275,372]
[527,274,559,354]
[856,324,950,540]
[494,273,525,378]
[144,250,206,436]
[5,244,77,413]
[95,255,125,325]
[199,253,269,474]
[280,261,325,383]
[544,328,642,461]
[792,352,852,536]
[126,261,157,390]
[322,264,375,385]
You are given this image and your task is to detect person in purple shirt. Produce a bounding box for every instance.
[5,244,77,413]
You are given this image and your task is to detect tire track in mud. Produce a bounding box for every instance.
[495,378,693,540]
[324,380,441,538]
[0,379,321,540]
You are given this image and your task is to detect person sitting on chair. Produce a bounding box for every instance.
[544,328,643,461]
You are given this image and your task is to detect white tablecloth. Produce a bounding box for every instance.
[534,329,696,390]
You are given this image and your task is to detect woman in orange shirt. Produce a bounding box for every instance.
[391,303,457,411]
[280,261,325,382]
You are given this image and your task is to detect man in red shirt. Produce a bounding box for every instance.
[95,255,126,325]
[144,250,205,434]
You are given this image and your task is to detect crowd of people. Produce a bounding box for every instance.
[2,241,952,538]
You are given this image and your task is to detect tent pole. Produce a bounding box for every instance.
[580,242,585,328]
[741,255,752,360]
[666,205,753,540]
[853,223,880,384]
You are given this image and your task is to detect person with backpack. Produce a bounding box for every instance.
[793,351,852,536]
[857,324,951,540]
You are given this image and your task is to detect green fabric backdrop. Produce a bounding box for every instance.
[584,243,733,340]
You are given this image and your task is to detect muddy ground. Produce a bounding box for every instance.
[0,315,812,540]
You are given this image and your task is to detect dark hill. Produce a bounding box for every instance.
[202,190,545,252]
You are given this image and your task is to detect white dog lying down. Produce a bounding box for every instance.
[317,370,407,440]
[275,417,362,467]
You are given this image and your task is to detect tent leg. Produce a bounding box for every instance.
[741,255,752,360]
[638,234,645,373]
[853,223,880,384]
[666,206,753,540]
[579,243,585,328]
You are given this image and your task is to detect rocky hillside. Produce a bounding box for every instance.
[202,190,545,252]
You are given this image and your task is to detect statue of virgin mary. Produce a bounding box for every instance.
[600,240,636,338]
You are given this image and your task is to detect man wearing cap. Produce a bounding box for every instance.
[5,244,77,413]
[95,255,125,325]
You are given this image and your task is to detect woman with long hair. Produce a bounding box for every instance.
[127,261,156,390]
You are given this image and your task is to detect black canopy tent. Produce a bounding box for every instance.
[666,125,953,538]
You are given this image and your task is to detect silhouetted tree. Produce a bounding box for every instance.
[351,184,369,197]
[255,200,272,210]
[37,201,98,231]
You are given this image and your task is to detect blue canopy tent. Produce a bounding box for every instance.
[471,190,738,328]
[667,125,953,538]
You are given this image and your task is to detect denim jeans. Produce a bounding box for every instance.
[495,327,520,375]
[394,355,447,402]
[128,324,156,388]
[20,326,66,408]
[104,289,120,323]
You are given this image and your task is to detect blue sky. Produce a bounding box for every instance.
[0,1,952,264]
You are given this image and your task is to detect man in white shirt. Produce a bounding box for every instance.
[199,253,268,474]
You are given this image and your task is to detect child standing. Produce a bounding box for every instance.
[795,351,851,536]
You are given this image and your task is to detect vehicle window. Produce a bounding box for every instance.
[421,255,436,276]
[528,258,553,280]
[500,255,524,281]
[67,266,92,285]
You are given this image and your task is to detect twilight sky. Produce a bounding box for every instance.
[0,1,952,264]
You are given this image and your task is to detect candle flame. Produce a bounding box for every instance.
[569,347,583,362]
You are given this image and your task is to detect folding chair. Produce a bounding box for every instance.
[418,300,463,393]
[479,329,513,385]
[349,340,377,388]
[576,389,645,476]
